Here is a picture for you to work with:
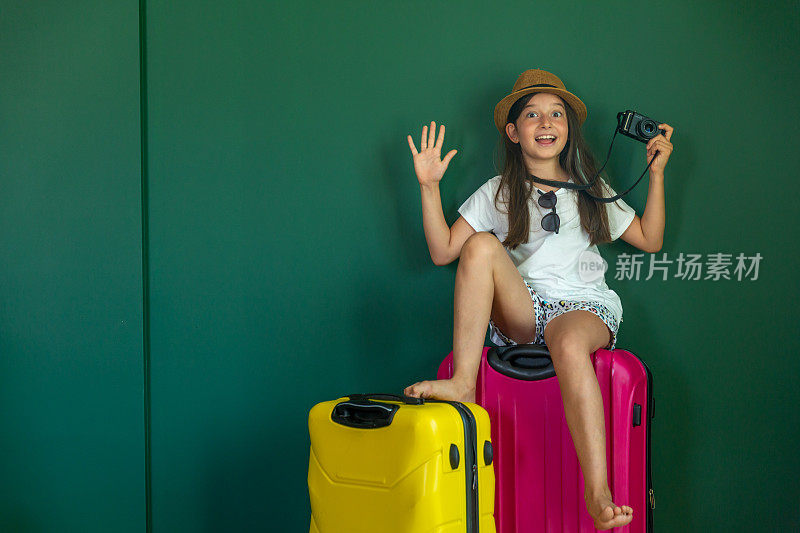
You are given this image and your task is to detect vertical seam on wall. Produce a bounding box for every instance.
[138,0,153,531]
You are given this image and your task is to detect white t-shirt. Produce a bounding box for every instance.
[457,175,636,323]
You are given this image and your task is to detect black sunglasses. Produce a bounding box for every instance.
[537,190,560,234]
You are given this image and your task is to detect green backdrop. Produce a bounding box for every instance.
[1,1,798,531]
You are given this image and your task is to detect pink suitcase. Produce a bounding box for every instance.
[438,344,654,532]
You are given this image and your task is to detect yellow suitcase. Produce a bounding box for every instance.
[308,393,496,533]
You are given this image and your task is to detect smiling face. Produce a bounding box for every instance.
[505,92,569,164]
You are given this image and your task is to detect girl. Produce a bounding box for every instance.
[403,69,673,530]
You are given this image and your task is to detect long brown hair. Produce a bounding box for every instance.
[495,92,616,249]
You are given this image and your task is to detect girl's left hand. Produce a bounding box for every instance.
[646,123,674,174]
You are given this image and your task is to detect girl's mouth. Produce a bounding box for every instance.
[535,135,557,146]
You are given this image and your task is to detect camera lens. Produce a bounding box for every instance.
[638,119,658,139]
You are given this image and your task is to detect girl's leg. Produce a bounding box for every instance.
[404,232,536,402]
[543,310,633,530]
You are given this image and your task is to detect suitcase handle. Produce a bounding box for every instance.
[487,344,557,381]
[347,393,424,405]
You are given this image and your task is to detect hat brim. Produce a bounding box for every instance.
[494,87,587,136]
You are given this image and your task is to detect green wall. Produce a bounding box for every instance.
[0,1,145,531]
[1,1,798,531]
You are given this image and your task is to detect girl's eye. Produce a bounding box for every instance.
[526,111,562,118]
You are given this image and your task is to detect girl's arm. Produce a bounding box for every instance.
[619,124,674,253]
[619,175,665,253]
[420,182,475,265]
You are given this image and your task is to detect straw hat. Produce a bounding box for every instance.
[493,69,587,136]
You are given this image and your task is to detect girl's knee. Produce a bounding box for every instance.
[460,232,502,261]
[545,309,613,357]
[546,329,592,363]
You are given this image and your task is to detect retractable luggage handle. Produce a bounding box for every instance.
[487,344,557,381]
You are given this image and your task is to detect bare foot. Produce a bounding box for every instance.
[403,378,475,403]
[585,489,633,530]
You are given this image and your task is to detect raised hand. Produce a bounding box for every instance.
[646,123,674,174]
[407,121,458,186]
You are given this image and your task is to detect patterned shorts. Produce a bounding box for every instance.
[488,281,620,350]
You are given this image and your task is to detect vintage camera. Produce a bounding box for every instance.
[617,110,666,143]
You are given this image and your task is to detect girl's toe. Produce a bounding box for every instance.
[598,505,614,522]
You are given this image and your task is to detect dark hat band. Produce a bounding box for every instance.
[520,83,557,90]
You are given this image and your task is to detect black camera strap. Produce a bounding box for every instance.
[528,113,658,204]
